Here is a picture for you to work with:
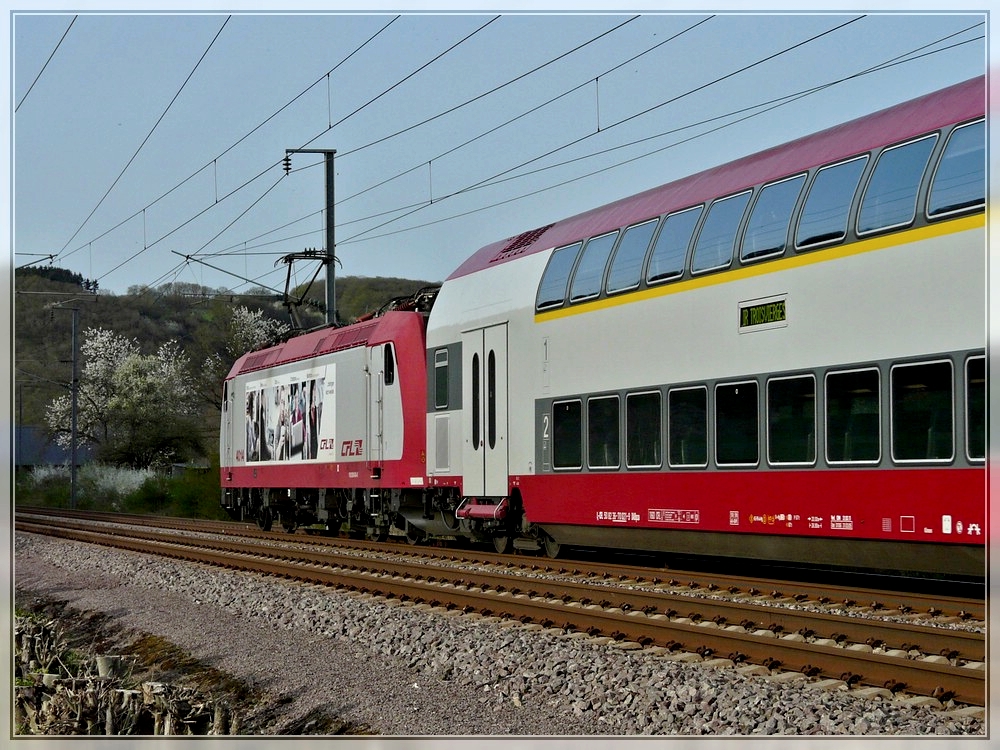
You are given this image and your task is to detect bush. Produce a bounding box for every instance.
[16,464,228,520]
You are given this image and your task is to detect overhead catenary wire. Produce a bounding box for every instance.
[15,14,76,113]
[178,20,984,297]
[335,18,982,249]
[43,16,983,298]
[55,16,232,261]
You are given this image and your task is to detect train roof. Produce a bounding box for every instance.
[447,76,984,281]
[226,310,425,379]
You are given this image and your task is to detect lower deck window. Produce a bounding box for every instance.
[552,400,582,469]
[767,375,815,464]
[588,396,620,469]
[668,387,707,467]
[626,391,661,468]
[826,369,880,463]
[716,381,758,466]
[891,361,953,462]
[967,356,985,461]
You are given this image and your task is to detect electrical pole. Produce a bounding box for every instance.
[50,302,80,509]
[284,148,337,325]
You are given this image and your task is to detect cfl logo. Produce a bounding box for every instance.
[341,439,364,457]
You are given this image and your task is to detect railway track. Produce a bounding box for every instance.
[15,510,986,708]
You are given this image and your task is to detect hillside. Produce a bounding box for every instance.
[13,268,438,436]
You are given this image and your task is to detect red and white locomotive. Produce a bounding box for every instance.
[221,76,986,579]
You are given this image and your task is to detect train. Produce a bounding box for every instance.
[220,76,986,580]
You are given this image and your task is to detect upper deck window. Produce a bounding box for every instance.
[928,119,985,219]
[795,155,868,250]
[570,231,619,302]
[691,191,751,274]
[857,134,937,236]
[741,174,805,262]
[647,206,702,284]
[536,241,581,310]
[606,219,658,294]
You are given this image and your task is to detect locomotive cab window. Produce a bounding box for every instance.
[966,355,985,462]
[552,399,583,470]
[691,191,752,274]
[857,134,937,236]
[767,375,816,465]
[668,386,707,467]
[383,344,395,386]
[741,174,805,262]
[606,220,658,295]
[626,391,661,468]
[715,381,759,466]
[588,396,620,469]
[890,360,953,463]
[570,231,619,302]
[795,155,868,250]
[536,242,582,310]
[648,206,702,284]
[825,368,880,464]
[928,119,985,219]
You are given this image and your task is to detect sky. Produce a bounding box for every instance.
[7,4,990,301]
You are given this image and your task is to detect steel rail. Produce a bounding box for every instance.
[17,519,985,706]
[17,507,985,622]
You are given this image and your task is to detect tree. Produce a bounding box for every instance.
[198,305,292,411]
[46,328,204,469]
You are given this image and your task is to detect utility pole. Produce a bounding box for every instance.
[50,302,80,509]
[284,148,338,325]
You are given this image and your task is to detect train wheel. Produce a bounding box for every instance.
[543,535,561,559]
[281,517,297,534]
[492,535,511,554]
[256,506,272,532]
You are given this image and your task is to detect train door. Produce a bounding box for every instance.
[367,346,386,468]
[461,323,509,497]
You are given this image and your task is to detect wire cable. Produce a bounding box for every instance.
[15,15,76,113]
[55,16,232,259]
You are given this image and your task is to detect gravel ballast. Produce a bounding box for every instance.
[12,532,986,737]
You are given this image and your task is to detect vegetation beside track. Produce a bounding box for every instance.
[15,463,229,521]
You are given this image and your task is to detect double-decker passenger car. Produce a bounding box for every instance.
[222,76,986,578]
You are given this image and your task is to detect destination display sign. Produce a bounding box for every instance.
[739,295,788,332]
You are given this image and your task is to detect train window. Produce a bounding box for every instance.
[626,391,661,468]
[741,174,805,262]
[715,381,759,466]
[795,156,868,250]
[668,387,707,467]
[570,231,619,302]
[825,369,880,464]
[536,242,582,310]
[434,349,449,409]
[767,375,816,465]
[966,356,985,462]
[472,353,481,451]
[552,400,583,470]
[648,206,702,284]
[383,344,395,386]
[928,119,985,219]
[606,220,658,294]
[691,191,751,274]
[857,134,937,236]
[890,360,953,463]
[588,396,620,469]
[487,351,497,450]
